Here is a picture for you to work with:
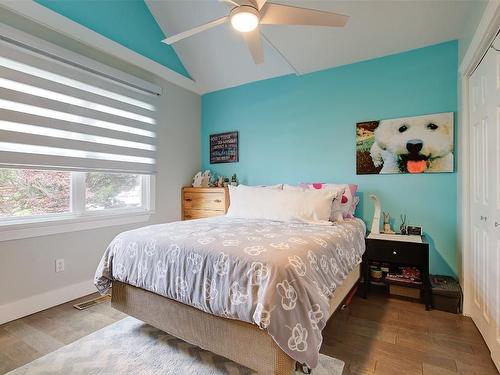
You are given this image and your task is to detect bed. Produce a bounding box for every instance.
[95,216,366,374]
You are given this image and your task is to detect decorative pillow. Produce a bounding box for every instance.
[285,183,359,221]
[283,183,344,221]
[334,184,358,219]
[347,193,360,218]
[227,185,341,224]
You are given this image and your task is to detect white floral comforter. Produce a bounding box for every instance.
[94,217,365,368]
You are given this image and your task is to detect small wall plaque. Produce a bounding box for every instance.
[407,225,423,236]
[210,131,239,164]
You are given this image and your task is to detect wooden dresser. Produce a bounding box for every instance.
[181,187,229,220]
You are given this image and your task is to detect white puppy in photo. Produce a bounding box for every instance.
[370,113,453,173]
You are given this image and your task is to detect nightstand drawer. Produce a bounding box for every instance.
[183,209,224,220]
[184,192,225,211]
[366,239,427,266]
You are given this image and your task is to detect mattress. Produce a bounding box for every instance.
[95,217,366,367]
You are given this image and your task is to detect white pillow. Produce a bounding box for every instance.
[227,185,341,224]
[238,184,283,189]
[283,184,346,222]
[282,184,305,191]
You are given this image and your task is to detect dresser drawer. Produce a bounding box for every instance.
[183,209,225,220]
[365,239,428,266]
[181,187,228,221]
[183,192,225,211]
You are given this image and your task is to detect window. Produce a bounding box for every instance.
[0,168,150,222]
[0,168,70,218]
[0,29,159,238]
[85,172,142,211]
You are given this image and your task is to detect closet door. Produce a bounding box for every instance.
[469,37,500,370]
[489,41,500,370]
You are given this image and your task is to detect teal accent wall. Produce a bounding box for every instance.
[35,0,190,78]
[202,41,458,276]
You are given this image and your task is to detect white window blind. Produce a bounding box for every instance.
[0,39,158,174]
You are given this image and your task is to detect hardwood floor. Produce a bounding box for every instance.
[0,293,127,374]
[322,291,498,375]
[0,291,497,374]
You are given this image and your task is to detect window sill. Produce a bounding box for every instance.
[0,210,153,242]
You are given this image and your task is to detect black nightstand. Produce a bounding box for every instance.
[362,235,432,310]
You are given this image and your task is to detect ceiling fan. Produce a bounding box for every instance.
[161,0,349,65]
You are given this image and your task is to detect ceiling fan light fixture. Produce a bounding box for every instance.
[230,6,260,33]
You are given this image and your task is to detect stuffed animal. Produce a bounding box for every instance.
[209,174,217,187]
[201,170,211,188]
[192,172,203,187]
[217,176,225,188]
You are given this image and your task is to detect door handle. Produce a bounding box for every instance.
[480,215,487,221]
[495,222,499,228]
[392,251,398,255]
[214,199,222,203]
[185,198,192,202]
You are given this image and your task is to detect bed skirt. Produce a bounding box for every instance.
[111,265,360,374]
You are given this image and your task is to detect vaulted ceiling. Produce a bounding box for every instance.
[34,0,190,78]
[32,0,487,94]
[147,0,485,93]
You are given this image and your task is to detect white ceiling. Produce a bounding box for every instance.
[146,0,486,94]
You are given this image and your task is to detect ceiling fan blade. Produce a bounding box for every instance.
[162,16,228,44]
[260,3,349,27]
[219,0,243,6]
[242,28,264,64]
[254,0,267,10]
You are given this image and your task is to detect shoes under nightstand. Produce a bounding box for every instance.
[361,233,432,310]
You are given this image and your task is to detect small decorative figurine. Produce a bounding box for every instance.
[383,212,395,234]
[370,194,381,234]
[217,176,225,188]
[209,174,217,187]
[223,177,230,187]
[230,173,238,186]
[400,214,408,235]
[192,171,203,187]
[201,170,211,188]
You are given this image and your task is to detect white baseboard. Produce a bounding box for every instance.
[0,279,96,325]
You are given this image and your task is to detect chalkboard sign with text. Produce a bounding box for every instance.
[210,131,239,164]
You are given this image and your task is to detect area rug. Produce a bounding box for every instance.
[7,317,344,375]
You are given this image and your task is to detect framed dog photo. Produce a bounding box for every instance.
[356,112,454,174]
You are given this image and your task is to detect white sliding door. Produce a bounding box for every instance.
[468,35,500,370]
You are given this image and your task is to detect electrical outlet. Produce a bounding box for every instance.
[55,258,65,273]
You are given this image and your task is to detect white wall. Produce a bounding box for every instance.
[458,0,489,64]
[0,15,200,322]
